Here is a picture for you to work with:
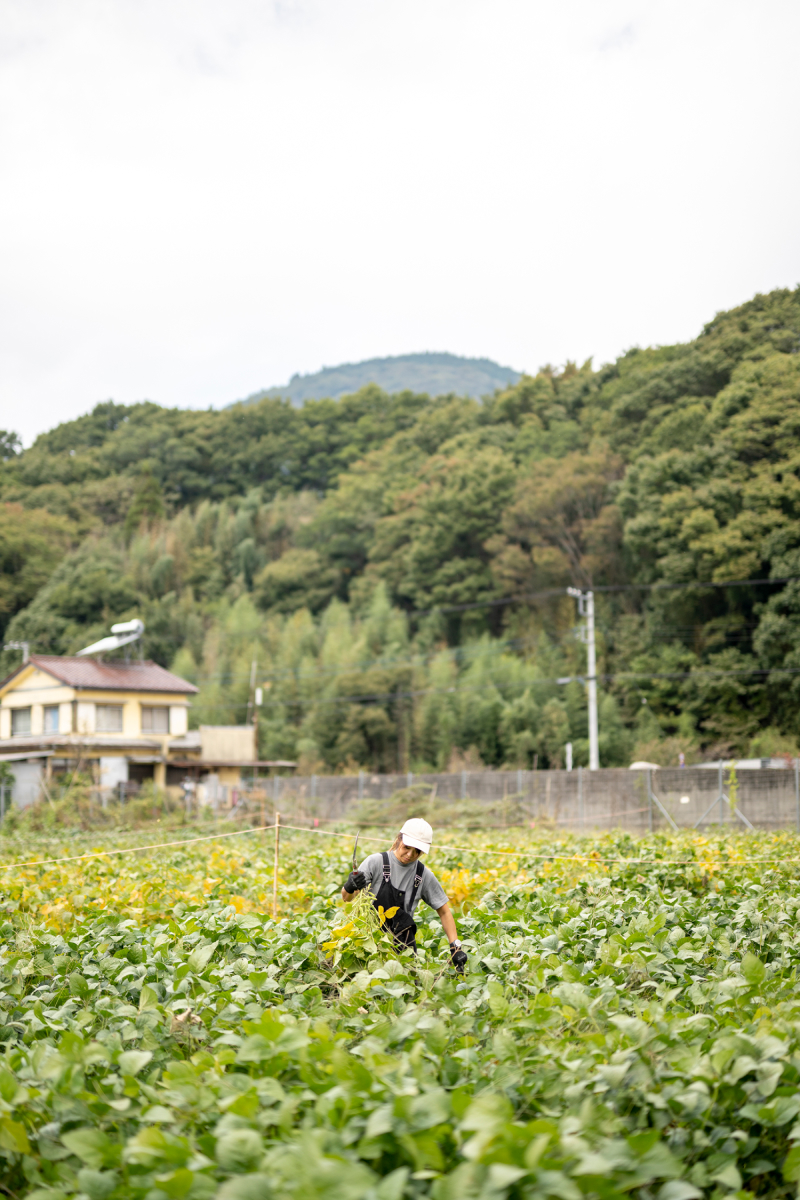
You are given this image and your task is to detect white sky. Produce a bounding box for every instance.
[2,0,799,445]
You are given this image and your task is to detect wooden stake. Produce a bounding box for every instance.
[272,810,280,920]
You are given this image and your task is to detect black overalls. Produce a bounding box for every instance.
[372,851,424,951]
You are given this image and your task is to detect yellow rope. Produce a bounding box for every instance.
[0,823,278,871]
[277,822,800,867]
[0,818,797,872]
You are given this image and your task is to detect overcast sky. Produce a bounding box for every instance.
[2,0,799,445]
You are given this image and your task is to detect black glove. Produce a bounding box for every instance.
[450,946,468,974]
[344,870,366,894]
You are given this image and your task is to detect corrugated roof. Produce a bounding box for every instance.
[26,656,198,694]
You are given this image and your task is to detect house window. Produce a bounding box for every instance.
[44,706,60,733]
[11,708,31,735]
[141,706,169,734]
[95,705,123,732]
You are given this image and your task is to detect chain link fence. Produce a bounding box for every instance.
[15,763,795,832]
[224,764,800,832]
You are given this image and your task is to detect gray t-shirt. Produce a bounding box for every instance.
[359,852,448,917]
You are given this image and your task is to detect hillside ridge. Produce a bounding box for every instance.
[234,350,521,406]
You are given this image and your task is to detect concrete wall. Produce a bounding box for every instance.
[4,761,43,810]
[200,726,255,763]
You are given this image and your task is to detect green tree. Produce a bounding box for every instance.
[254,549,340,614]
[0,504,75,637]
[490,448,624,594]
[1,539,138,668]
[539,699,570,768]
[124,472,166,541]
[0,430,21,460]
[369,448,517,636]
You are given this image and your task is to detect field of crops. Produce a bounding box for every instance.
[1,820,800,1200]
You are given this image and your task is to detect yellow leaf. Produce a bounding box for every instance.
[0,1116,30,1154]
[332,922,355,938]
[384,907,399,919]
[321,941,338,951]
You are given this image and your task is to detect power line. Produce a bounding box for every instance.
[188,661,798,715]
[10,577,791,724]
[410,574,800,616]
[207,573,799,628]
[34,572,773,702]
[183,635,758,698]
[173,574,796,687]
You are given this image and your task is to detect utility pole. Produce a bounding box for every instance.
[567,587,599,771]
[246,659,257,724]
[254,686,262,760]
[246,661,260,813]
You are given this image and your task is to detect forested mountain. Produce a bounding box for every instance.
[236,352,520,406]
[2,286,800,771]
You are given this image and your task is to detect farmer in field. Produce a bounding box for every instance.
[342,817,468,972]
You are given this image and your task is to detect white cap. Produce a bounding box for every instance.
[400,817,432,854]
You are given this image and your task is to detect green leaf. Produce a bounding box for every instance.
[574,1151,619,1175]
[657,1183,703,1200]
[154,1168,195,1198]
[215,1129,264,1173]
[237,914,263,930]
[408,1089,451,1130]
[741,952,766,986]
[216,1176,273,1200]
[375,1168,409,1200]
[236,1035,274,1064]
[187,941,218,973]
[598,1063,629,1086]
[365,1105,394,1139]
[222,1092,260,1119]
[68,971,90,999]
[76,1169,117,1200]
[459,1089,513,1159]
[62,1128,114,1169]
[487,1164,527,1187]
[138,983,160,1012]
[460,1092,513,1132]
[142,1106,175,1123]
[747,1158,775,1175]
[710,1163,741,1190]
[627,1130,661,1156]
[783,1145,800,1182]
[118,1049,153,1076]
[123,1127,190,1167]
[553,981,591,1013]
[0,1068,17,1103]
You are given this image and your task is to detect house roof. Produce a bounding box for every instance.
[2,655,198,695]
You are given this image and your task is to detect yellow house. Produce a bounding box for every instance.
[0,655,295,808]
[0,655,198,793]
